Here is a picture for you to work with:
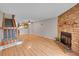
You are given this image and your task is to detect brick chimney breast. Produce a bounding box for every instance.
[58,4,79,53]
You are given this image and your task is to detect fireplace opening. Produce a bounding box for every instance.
[61,32,72,49]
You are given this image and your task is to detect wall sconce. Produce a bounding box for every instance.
[73,22,77,24]
[71,21,78,27]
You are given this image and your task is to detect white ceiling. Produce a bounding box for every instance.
[0,3,76,22]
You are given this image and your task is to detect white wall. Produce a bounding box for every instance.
[29,17,57,39]
[19,17,57,40]
[19,29,28,35]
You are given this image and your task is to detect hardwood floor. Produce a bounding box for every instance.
[0,34,78,56]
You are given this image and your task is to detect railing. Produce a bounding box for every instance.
[0,27,18,45]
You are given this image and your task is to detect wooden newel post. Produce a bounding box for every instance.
[12,15,15,19]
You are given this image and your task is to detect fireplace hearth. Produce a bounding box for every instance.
[61,32,72,48]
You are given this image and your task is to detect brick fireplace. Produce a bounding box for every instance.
[58,4,79,53]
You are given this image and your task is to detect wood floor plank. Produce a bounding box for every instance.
[0,34,78,56]
[15,45,25,56]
